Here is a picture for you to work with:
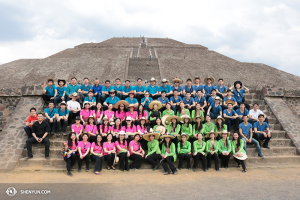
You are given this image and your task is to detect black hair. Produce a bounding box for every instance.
[138,104,145,117]
[95,134,103,147]
[186,78,192,82]
[173,89,178,92]
[216,119,225,132]
[197,89,202,93]
[117,134,126,145]
[155,117,162,125]
[186,91,191,94]
[114,118,122,130]
[125,120,134,129]
[211,89,216,92]
[258,114,265,118]
[48,101,54,104]
[37,113,43,116]
[115,78,120,81]
[106,133,113,141]
[137,78,142,82]
[88,90,93,94]
[227,103,233,106]
[253,103,259,106]
[165,102,171,108]
[161,90,166,94]
[71,77,77,80]
[180,135,187,148]
[30,107,36,112]
[226,89,232,93]
[163,137,173,148]
[105,80,110,83]
[218,78,223,82]
[117,104,125,114]
[68,132,78,147]
[233,132,241,147]
[242,115,248,118]
[125,80,130,83]
[83,77,89,80]
[102,120,110,133]
[239,102,245,106]
[177,101,185,115]
[82,133,89,138]
[195,120,203,133]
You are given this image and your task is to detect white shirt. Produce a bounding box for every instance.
[67,100,81,113]
[249,109,264,120]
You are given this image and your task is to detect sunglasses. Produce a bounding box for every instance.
[84,144,86,149]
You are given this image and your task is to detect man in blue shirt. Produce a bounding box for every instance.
[193,76,204,98]
[182,91,195,110]
[239,115,264,158]
[78,77,93,104]
[125,91,139,108]
[236,102,249,124]
[229,81,250,110]
[223,103,238,131]
[183,78,194,97]
[215,78,227,98]
[42,79,57,106]
[122,80,134,100]
[66,77,80,101]
[113,78,123,100]
[207,96,222,119]
[44,101,58,135]
[204,77,215,100]
[101,80,113,104]
[170,89,182,115]
[141,92,153,110]
[54,79,66,107]
[160,79,173,98]
[103,90,120,109]
[56,101,69,136]
[93,78,102,104]
[134,78,146,102]
[146,77,160,100]
[253,114,272,149]
[157,90,170,111]
[171,78,183,97]
[223,89,238,109]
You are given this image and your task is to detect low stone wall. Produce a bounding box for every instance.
[0,97,21,131]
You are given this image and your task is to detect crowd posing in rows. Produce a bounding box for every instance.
[24,76,272,176]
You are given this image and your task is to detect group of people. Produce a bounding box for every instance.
[24,76,272,176]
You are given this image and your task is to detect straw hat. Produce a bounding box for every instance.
[128,104,137,110]
[154,125,166,135]
[139,116,149,123]
[225,99,235,105]
[161,115,171,126]
[193,115,204,122]
[221,130,230,137]
[215,116,225,122]
[171,77,183,84]
[161,78,168,83]
[204,77,215,84]
[233,152,248,160]
[178,133,189,140]
[208,130,216,137]
[194,76,201,83]
[85,115,96,122]
[114,100,129,109]
[116,130,128,139]
[149,100,162,110]
[70,92,78,97]
[160,133,175,139]
[143,131,160,141]
[165,115,182,125]
[214,96,221,101]
[181,115,191,122]
[128,91,135,95]
[150,77,156,82]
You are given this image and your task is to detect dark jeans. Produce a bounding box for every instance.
[207,153,219,170]
[218,153,230,167]
[118,152,129,170]
[135,94,144,102]
[65,153,77,172]
[78,154,90,170]
[150,94,161,100]
[57,118,68,132]
[225,117,239,131]
[26,137,50,157]
[178,153,191,168]
[145,153,162,168]
[160,156,176,172]
[68,111,79,125]
[193,153,207,170]
[172,105,179,115]
[129,154,144,169]
[234,157,246,170]
[94,93,102,104]
[104,153,115,167]
[90,155,104,172]
[42,94,52,105]
[54,96,66,107]
[45,118,56,133]
[101,94,109,104]
[253,132,272,147]
[24,126,33,138]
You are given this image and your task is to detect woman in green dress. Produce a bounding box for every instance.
[162,102,175,117]
[215,116,227,140]
[177,133,191,170]
[177,101,190,117]
[181,115,193,143]
[206,131,219,171]
[191,103,204,121]
[218,130,231,168]
[192,133,207,172]
[160,133,178,175]
[232,132,247,172]
[144,132,161,170]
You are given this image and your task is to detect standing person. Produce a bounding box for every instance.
[215,116,227,140]
[80,102,95,126]
[134,78,146,102]
[192,76,204,98]
[146,77,161,100]
[101,80,113,103]
[24,107,38,138]
[218,130,231,168]
[56,101,69,136]
[25,113,50,159]
[215,78,227,99]
[160,79,173,98]
[192,133,207,172]
[72,116,84,141]
[103,90,120,109]
[232,132,247,172]
[42,79,56,106]
[207,96,222,119]
[44,101,58,135]
[157,90,170,112]
[85,116,98,143]
[113,78,123,100]
[103,133,116,170]
[129,133,145,169]
[177,133,191,170]
[170,89,182,115]
[206,131,219,171]
[54,79,67,107]
[63,132,78,176]
[149,101,162,127]
[253,114,272,149]
[182,78,194,97]
[115,131,130,171]
[141,92,153,111]
[239,115,264,158]
[144,132,161,170]
[90,134,104,175]
[171,78,183,96]
[66,77,80,101]
[78,77,93,104]
[229,81,250,110]
[203,77,215,100]
[223,103,239,131]
[122,80,134,100]
[125,91,139,108]
[93,78,103,104]
[160,133,178,175]
[84,90,97,110]
[67,92,81,125]
[77,133,91,172]
[249,103,269,125]
[177,102,190,117]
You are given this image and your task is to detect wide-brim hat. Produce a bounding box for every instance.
[221,130,230,137]
[150,77,156,82]
[116,130,128,139]
[214,96,221,101]
[154,125,166,135]
[193,115,205,122]
[129,91,135,95]
[47,78,54,83]
[85,115,96,122]
[58,79,66,85]
[215,116,225,122]
[161,115,171,126]
[128,104,137,110]
[171,78,183,84]
[165,115,182,125]
[139,116,149,123]
[204,77,215,84]
[178,133,189,140]
[103,116,109,121]
[83,101,91,107]
[194,76,201,83]
[70,92,78,98]
[160,133,175,139]
[181,114,192,122]
[208,130,216,137]
[234,81,243,87]
[60,101,67,106]
[149,100,162,110]
[233,152,248,161]
[114,100,129,109]
[225,99,235,105]
[161,78,168,83]
[143,132,160,141]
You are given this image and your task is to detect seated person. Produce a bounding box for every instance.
[223,103,238,131]
[207,96,222,119]
[203,77,215,100]
[24,107,39,138]
[170,89,182,115]
[146,78,161,100]
[80,102,95,126]
[171,78,183,96]
[141,92,153,111]
[103,90,120,110]
[229,81,250,110]
[194,90,207,113]
[206,89,219,108]
[122,80,134,100]
[149,101,162,127]
[126,105,138,125]
[223,89,238,110]
[192,76,204,98]
[183,91,195,111]
[160,79,173,98]
[54,79,66,107]
[183,78,194,97]
[93,78,103,104]
[84,90,97,109]
[215,78,227,98]
[134,78,146,102]
[78,77,93,104]
[56,101,69,136]
[177,102,190,117]
[253,114,272,149]
[249,103,268,125]
[25,113,50,160]
[113,78,123,100]
[67,92,81,125]
[162,102,175,116]
[235,103,249,125]
[125,91,138,108]
[157,90,170,112]
[200,115,216,140]
[66,77,80,101]
[101,80,113,103]
[42,79,56,106]
[44,101,58,135]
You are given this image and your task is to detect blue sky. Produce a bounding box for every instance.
[0,0,300,76]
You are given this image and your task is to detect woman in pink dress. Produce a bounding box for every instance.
[95,103,103,125]
[77,133,91,172]
[103,133,116,170]
[129,133,145,169]
[100,116,110,142]
[90,134,104,175]
[84,116,98,143]
[115,131,129,171]
[80,101,95,126]
[63,132,78,176]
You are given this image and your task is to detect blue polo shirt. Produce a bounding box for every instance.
[183,97,194,105]
[125,97,138,104]
[193,84,204,92]
[210,104,222,115]
[170,96,182,103]
[239,122,252,137]
[66,84,80,96]
[102,86,113,93]
[232,89,245,103]
[160,85,172,93]
[236,109,249,116]
[93,84,102,94]
[57,108,69,116]
[122,85,134,93]
[133,85,146,93]
[194,96,206,104]
[84,96,96,103]
[104,96,120,105]
[141,97,153,108]
[223,109,236,117]
[207,96,216,105]
[183,85,194,93]
[171,86,183,93]
[113,85,123,93]
[204,85,215,94]
[158,97,170,104]
[224,96,237,103]
[146,85,160,94]
[45,85,56,97]
[215,85,227,94]
[56,86,66,97]
[44,108,58,118]
[253,121,269,131]
[80,84,93,92]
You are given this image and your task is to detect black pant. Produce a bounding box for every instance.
[160,156,176,172]
[219,153,230,168]
[104,153,115,167]
[78,154,90,169]
[26,137,50,157]
[45,118,56,133]
[178,153,191,168]
[118,152,129,170]
[225,117,239,132]
[24,126,33,138]
[57,118,68,132]
[42,94,52,105]
[68,111,79,125]
[207,153,219,170]
[88,136,97,144]
[145,153,162,168]
[129,154,144,169]
[90,155,104,172]
[65,153,77,172]
[253,133,272,148]
[135,94,144,102]
[234,157,246,170]
[193,153,207,170]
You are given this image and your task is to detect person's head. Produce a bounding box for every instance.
[253,103,259,109]
[69,132,76,141]
[103,117,109,125]
[171,118,177,124]
[242,115,248,122]
[107,133,113,142]
[180,101,185,108]
[129,105,134,111]
[94,78,100,85]
[196,116,202,124]
[215,98,220,104]
[174,81,179,86]
[144,92,150,98]
[115,118,121,126]
[184,117,189,123]
[58,80,64,87]
[197,89,203,96]
[134,134,141,141]
[156,118,161,125]
[166,102,171,110]
[149,135,155,141]
[110,91,115,97]
[217,118,223,125]
[72,93,78,100]
[181,134,187,142]
[75,116,80,124]
[60,102,66,110]
[125,80,130,87]
[153,104,158,110]
[47,79,53,86]
[96,134,102,143]
[211,89,217,96]
[227,103,233,109]
[82,133,89,141]
[84,102,90,109]
[108,103,113,110]
[140,118,146,125]
[218,78,223,85]
[258,114,265,121]
[233,132,239,140]
[164,137,171,143]
[105,80,111,87]
[234,81,242,89]
[129,91,135,98]
[138,104,144,112]
[162,80,167,86]
[150,79,156,85]
[186,78,192,85]
[197,133,203,140]
[119,133,125,140]
[88,117,95,125]
[96,103,102,110]
[83,77,89,84]
[186,91,191,98]
[226,89,232,96]
[119,103,125,111]
[210,132,215,139]
[196,103,201,110]
[48,101,54,109]
[239,103,245,110]
[88,90,93,98]
[222,131,228,139]
[115,78,121,85]
[137,78,142,85]
[173,89,178,96]
[37,113,43,121]
[30,107,36,116]
[206,115,211,122]
[126,117,132,125]
[195,77,200,84]
[161,90,166,97]
[206,78,212,84]
[71,77,77,85]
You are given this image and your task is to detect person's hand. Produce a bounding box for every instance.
[127,152,130,157]
[267,132,271,138]
[81,91,85,94]
[43,82,46,88]
[235,152,240,157]
[63,142,68,147]
[222,152,226,155]
[248,138,252,143]
[263,132,267,138]
[61,96,64,100]
[145,155,148,159]
[141,153,144,158]
[108,152,111,154]
[193,134,197,138]
[67,151,72,155]
[193,152,197,156]
[50,118,53,123]
[202,152,205,156]
[232,116,237,119]
[246,138,250,143]
[94,92,98,96]
[210,151,214,155]
[37,138,42,143]
[188,152,191,155]
[80,155,84,159]
[50,97,54,100]
[83,122,87,126]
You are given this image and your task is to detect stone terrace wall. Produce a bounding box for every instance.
[0,97,21,131]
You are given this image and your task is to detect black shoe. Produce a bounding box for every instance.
[126,168,130,171]
[45,156,50,160]
[168,170,172,174]
[25,155,33,160]
[152,165,158,171]
[178,167,182,170]
[173,170,178,175]
[86,167,89,172]
[187,168,191,170]
[258,154,265,158]
[120,169,124,172]
[207,167,211,170]
[242,169,246,173]
[203,168,207,172]
[136,167,141,170]
[263,146,270,149]
[216,169,219,171]
[236,165,241,168]
[192,167,196,172]
[164,171,169,175]
[221,165,224,168]
[67,171,73,176]
[78,168,81,172]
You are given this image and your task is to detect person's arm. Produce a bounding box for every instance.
[42,84,47,94]
[207,106,212,115]
[254,127,264,134]
[231,142,236,154]
[147,140,159,156]
[227,140,232,154]
[243,86,249,93]
[177,142,181,154]
[239,128,248,141]
[45,112,51,120]
[193,141,197,154]
[199,141,206,153]
[130,146,142,155]
[249,128,253,142]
